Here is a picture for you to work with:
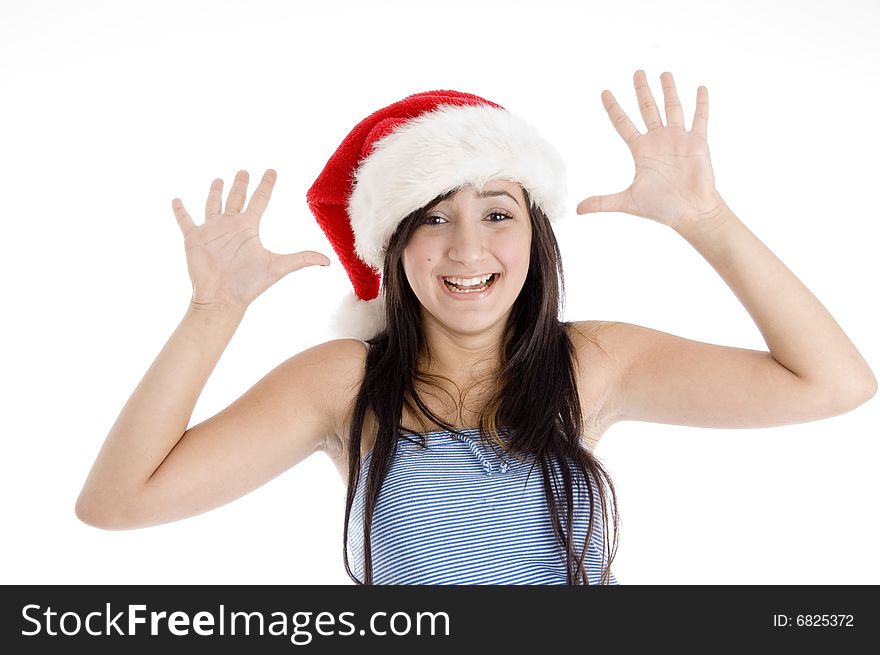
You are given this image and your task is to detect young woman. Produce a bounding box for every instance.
[76,71,876,585]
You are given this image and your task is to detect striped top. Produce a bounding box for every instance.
[346,428,618,585]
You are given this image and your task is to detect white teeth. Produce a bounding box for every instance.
[442,273,496,294]
[443,273,493,287]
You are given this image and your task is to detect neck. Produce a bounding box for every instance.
[418,315,507,382]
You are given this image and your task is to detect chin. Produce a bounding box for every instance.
[425,307,512,336]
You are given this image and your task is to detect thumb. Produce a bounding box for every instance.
[576,190,633,215]
[270,250,331,280]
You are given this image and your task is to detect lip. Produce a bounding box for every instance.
[440,272,498,279]
[437,273,500,300]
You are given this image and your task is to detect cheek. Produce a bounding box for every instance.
[498,234,532,273]
[402,244,434,288]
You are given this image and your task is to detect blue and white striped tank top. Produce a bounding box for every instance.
[346,428,618,585]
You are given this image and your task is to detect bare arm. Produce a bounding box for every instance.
[77,168,336,528]
[574,316,874,437]
[76,303,244,527]
[76,306,364,529]
[573,185,875,438]
[674,205,876,399]
[573,71,876,440]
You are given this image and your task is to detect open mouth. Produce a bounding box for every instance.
[441,273,498,294]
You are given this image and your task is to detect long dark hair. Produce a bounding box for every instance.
[341,186,619,584]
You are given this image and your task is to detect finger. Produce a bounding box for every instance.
[225,170,249,214]
[269,250,332,280]
[292,250,331,269]
[600,90,640,147]
[171,198,196,236]
[691,85,709,140]
[206,178,223,218]
[244,169,278,217]
[634,70,663,131]
[576,190,636,215]
[660,71,685,129]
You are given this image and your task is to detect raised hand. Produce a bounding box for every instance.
[172,169,330,312]
[576,70,726,231]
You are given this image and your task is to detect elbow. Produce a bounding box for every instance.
[75,494,135,531]
[856,376,878,407]
[800,369,878,418]
[74,495,113,530]
[830,373,878,414]
[850,366,878,406]
[865,367,879,400]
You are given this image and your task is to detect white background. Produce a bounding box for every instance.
[2,0,877,585]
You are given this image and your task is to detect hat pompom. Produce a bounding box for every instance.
[329,290,386,341]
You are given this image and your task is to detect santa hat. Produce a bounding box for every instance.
[306,89,567,341]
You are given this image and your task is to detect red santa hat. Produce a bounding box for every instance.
[306,89,567,340]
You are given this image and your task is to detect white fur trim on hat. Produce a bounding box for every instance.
[329,290,386,341]
[347,103,567,271]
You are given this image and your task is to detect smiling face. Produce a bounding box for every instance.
[401,179,532,338]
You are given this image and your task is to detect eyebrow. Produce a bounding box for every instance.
[429,188,524,212]
[476,189,521,206]
[435,189,523,209]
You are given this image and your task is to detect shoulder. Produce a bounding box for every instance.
[299,336,369,401]
[303,337,369,378]
[290,338,368,455]
[565,321,628,449]
[277,337,367,390]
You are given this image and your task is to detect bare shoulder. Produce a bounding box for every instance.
[566,320,627,450]
[300,338,368,452]
[85,337,369,529]
[568,319,862,432]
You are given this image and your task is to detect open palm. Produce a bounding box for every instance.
[172,169,330,310]
[577,70,724,230]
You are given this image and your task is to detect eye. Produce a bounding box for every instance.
[487,210,514,222]
[420,215,447,226]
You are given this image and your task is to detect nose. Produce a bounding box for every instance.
[447,219,485,267]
